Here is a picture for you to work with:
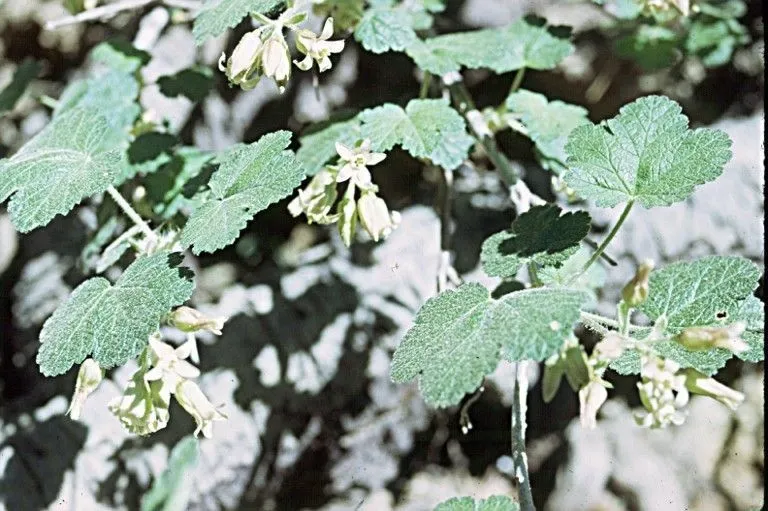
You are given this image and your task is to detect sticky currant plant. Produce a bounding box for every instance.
[0,0,762,509]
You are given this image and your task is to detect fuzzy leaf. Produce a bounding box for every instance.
[296,118,362,176]
[505,89,590,172]
[563,95,732,208]
[354,6,417,53]
[360,99,472,170]
[141,436,199,511]
[193,0,283,44]
[610,256,761,375]
[481,205,591,278]
[435,495,520,511]
[36,252,195,376]
[0,108,127,232]
[406,17,573,74]
[181,131,304,254]
[54,71,140,134]
[391,283,587,406]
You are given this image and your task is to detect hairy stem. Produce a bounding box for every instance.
[436,167,460,292]
[509,67,526,95]
[579,311,644,332]
[106,186,157,243]
[447,82,519,185]
[419,71,432,99]
[512,363,535,511]
[579,200,634,277]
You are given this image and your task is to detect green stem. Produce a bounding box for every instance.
[509,67,526,95]
[447,82,519,185]
[106,186,157,243]
[580,200,634,276]
[512,363,536,511]
[579,311,644,332]
[419,71,432,99]
[527,262,541,288]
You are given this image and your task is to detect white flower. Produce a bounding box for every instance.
[145,336,201,389]
[109,369,171,436]
[684,370,745,411]
[221,27,268,90]
[579,379,608,429]
[175,380,228,438]
[169,306,227,336]
[67,358,103,420]
[335,140,386,189]
[294,18,345,72]
[287,169,339,224]
[634,353,689,428]
[357,191,401,242]
[262,32,292,93]
[593,332,625,361]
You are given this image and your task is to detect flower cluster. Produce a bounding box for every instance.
[634,353,689,428]
[220,11,344,92]
[67,308,229,438]
[288,139,400,246]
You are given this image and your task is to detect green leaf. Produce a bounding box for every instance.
[0,59,41,115]
[733,295,765,363]
[615,25,680,70]
[141,436,199,511]
[538,246,606,306]
[157,67,215,103]
[563,95,732,208]
[36,252,195,376]
[505,89,590,173]
[610,256,761,376]
[685,18,749,67]
[481,205,591,278]
[90,39,151,73]
[296,118,362,176]
[0,108,127,232]
[391,283,587,406]
[54,71,140,135]
[354,6,417,54]
[180,131,304,254]
[360,99,472,170]
[434,495,520,510]
[406,17,573,74]
[193,0,283,44]
[312,0,365,32]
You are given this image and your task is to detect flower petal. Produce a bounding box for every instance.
[320,18,334,40]
[335,142,355,161]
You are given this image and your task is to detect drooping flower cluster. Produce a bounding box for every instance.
[220,10,345,92]
[67,308,229,438]
[634,353,689,428]
[288,139,400,246]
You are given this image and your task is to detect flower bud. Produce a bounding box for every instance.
[357,191,399,242]
[175,380,227,438]
[223,28,267,89]
[337,194,357,247]
[67,358,103,420]
[684,370,745,411]
[288,169,339,223]
[673,322,748,354]
[261,33,291,93]
[621,259,654,307]
[168,306,227,336]
[579,379,608,429]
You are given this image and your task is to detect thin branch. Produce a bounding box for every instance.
[106,186,157,243]
[45,0,200,30]
[577,200,634,280]
[512,363,536,511]
[419,71,432,99]
[509,67,526,96]
[436,167,460,292]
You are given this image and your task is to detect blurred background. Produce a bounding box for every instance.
[0,0,764,509]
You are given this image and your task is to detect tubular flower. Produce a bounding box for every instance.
[144,335,201,389]
[287,169,340,224]
[673,322,748,354]
[621,259,654,307]
[294,18,345,72]
[684,370,745,411]
[169,306,227,336]
[67,358,103,420]
[579,379,609,429]
[109,369,171,436]
[220,27,268,90]
[261,32,292,92]
[357,190,401,242]
[335,140,386,190]
[175,380,228,438]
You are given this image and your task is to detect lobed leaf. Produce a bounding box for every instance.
[505,89,590,173]
[480,205,591,278]
[391,283,587,406]
[193,0,283,44]
[354,5,417,54]
[360,99,473,170]
[610,256,762,375]
[36,252,195,376]
[0,107,127,232]
[180,131,305,254]
[405,17,573,74]
[563,95,732,208]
